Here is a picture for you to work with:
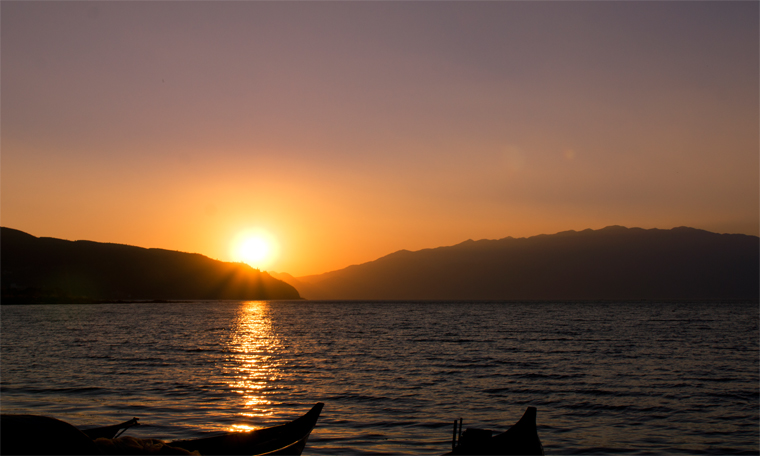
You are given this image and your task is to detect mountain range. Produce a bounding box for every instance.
[271,226,758,301]
[1,227,300,303]
[3,225,757,303]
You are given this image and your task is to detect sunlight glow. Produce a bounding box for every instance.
[231,230,279,270]
[241,238,269,263]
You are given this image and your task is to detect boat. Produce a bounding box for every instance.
[169,402,324,455]
[445,406,544,455]
[0,402,324,455]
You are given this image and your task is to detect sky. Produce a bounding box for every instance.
[2,1,758,276]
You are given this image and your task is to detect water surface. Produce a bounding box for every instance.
[1,301,757,454]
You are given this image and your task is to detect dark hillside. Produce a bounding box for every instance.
[1,227,300,303]
[295,226,759,300]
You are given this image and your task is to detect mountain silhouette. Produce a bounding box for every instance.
[288,226,758,300]
[1,227,300,303]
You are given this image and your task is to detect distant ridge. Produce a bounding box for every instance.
[1,227,301,303]
[288,226,759,300]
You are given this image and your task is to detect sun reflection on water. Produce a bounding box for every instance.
[229,424,256,432]
[224,301,283,431]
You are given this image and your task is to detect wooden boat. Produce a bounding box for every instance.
[1,414,103,455]
[0,402,324,455]
[169,402,324,455]
[445,406,544,455]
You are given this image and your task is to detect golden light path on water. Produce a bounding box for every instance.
[224,301,282,432]
[0,302,757,454]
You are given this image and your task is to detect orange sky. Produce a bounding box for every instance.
[2,2,758,276]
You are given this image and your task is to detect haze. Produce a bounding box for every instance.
[2,1,757,276]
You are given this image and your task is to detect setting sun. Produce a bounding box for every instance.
[231,230,279,270]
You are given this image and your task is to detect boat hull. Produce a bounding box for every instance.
[0,403,324,456]
[170,402,324,456]
[447,407,544,456]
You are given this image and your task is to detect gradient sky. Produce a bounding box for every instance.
[2,1,758,276]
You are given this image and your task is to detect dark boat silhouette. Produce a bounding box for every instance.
[170,403,323,455]
[446,407,544,455]
[0,402,323,455]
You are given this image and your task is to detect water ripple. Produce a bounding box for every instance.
[1,301,757,455]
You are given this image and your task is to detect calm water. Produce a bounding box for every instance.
[1,301,757,455]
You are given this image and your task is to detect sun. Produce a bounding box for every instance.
[240,238,269,263]
[231,230,279,270]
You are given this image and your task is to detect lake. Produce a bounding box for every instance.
[1,301,757,454]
